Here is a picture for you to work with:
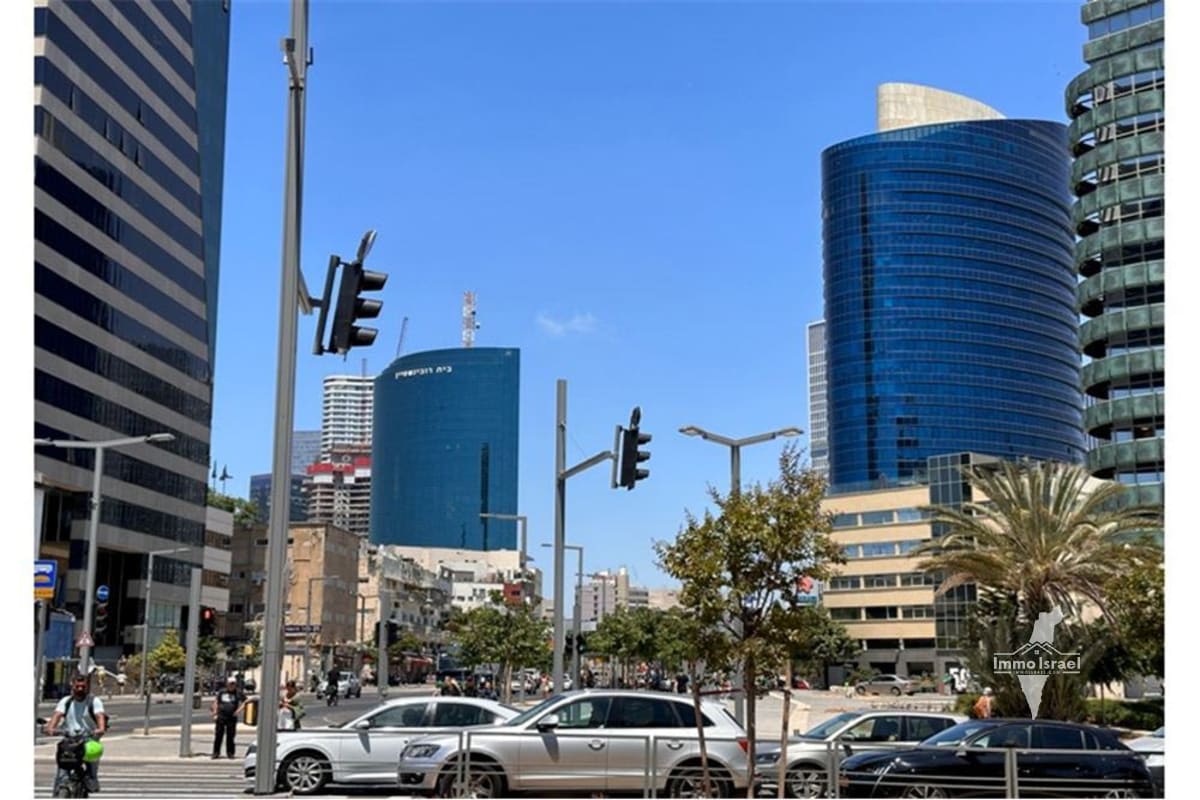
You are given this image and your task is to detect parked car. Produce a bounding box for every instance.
[838,718,1156,798]
[243,696,518,795]
[398,689,750,797]
[317,673,362,699]
[755,710,966,797]
[855,674,915,696]
[1125,726,1164,796]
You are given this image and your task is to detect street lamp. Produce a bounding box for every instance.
[542,542,583,686]
[34,433,176,672]
[678,424,803,725]
[305,577,337,688]
[139,547,191,698]
[480,513,529,575]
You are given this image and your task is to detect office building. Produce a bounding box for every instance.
[821,83,1086,489]
[579,567,648,628]
[806,320,829,479]
[321,375,374,461]
[291,429,321,474]
[1068,0,1164,507]
[392,546,540,612]
[34,0,231,657]
[249,473,307,524]
[370,348,520,549]
[305,444,371,537]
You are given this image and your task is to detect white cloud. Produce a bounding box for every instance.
[536,312,597,337]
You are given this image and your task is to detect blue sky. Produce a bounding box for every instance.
[211,0,1090,589]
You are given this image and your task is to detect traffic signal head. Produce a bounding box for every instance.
[330,261,388,354]
[94,600,108,636]
[618,407,651,490]
[200,606,216,637]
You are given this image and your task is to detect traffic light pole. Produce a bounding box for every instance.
[179,568,202,757]
[552,380,616,695]
[255,0,309,790]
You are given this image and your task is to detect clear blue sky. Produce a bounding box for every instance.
[211,0,1088,589]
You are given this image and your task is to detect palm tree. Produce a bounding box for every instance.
[914,459,1161,625]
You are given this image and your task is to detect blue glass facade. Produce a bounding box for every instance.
[822,120,1086,488]
[370,348,520,549]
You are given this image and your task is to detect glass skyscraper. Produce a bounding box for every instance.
[370,348,520,550]
[34,0,230,652]
[1068,0,1164,508]
[822,85,1086,489]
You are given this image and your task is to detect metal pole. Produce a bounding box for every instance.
[519,517,528,574]
[79,445,104,674]
[730,443,744,727]
[180,567,202,757]
[378,590,389,699]
[35,600,48,718]
[553,380,567,694]
[140,552,156,735]
[304,578,314,692]
[255,0,309,789]
[573,549,582,686]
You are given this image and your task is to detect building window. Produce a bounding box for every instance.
[861,542,897,558]
[865,574,897,589]
[865,606,900,620]
[829,607,861,621]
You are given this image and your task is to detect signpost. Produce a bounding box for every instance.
[35,560,57,600]
[96,585,109,602]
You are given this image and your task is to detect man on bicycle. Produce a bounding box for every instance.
[45,673,108,793]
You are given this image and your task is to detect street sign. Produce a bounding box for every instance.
[284,624,321,635]
[35,560,57,600]
[76,631,94,648]
[96,585,109,602]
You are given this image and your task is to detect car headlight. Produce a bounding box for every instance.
[402,743,441,759]
[755,752,781,764]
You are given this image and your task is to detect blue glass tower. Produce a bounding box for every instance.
[822,115,1086,488]
[370,348,520,549]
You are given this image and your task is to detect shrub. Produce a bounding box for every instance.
[1082,697,1163,731]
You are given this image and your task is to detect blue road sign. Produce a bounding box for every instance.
[35,560,57,600]
[97,585,110,602]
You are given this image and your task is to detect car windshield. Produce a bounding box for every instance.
[503,695,566,727]
[799,712,861,740]
[920,721,998,747]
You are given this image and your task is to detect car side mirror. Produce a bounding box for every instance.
[536,714,561,732]
[954,748,969,758]
[355,720,371,730]
[842,743,853,756]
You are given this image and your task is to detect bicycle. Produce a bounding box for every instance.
[51,732,101,798]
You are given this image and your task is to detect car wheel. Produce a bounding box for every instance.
[891,687,902,696]
[666,766,732,798]
[785,765,828,798]
[855,685,866,695]
[279,752,330,795]
[899,785,948,798]
[436,761,506,798]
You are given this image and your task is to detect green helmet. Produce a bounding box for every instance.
[83,739,104,763]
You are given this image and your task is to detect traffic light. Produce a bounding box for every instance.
[618,406,652,489]
[314,230,388,356]
[94,600,109,636]
[200,606,215,637]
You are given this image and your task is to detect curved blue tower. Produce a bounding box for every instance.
[822,118,1086,488]
[370,347,519,548]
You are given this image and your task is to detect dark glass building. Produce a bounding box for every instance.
[370,348,520,549]
[822,113,1086,488]
[1067,0,1164,508]
[34,0,231,655]
[249,473,308,524]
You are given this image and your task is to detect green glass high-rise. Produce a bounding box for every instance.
[1067,0,1164,506]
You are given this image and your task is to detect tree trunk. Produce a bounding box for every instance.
[778,659,791,798]
[745,653,757,797]
[502,662,512,705]
[691,661,713,797]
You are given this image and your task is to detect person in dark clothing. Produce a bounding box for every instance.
[463,675,479,697]
[675,673,689,694]
[211,677,246,759]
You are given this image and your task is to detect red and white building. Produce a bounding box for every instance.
[305,444,372,538]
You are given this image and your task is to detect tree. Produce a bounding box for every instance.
[788,606,861,686]
[149,628,187,675]
[242,627,263,670]
[1101,557,1164,678]
[445,591,550,703]
[206,488,261,528]
[655,443,844,792]
[914,459,1162,719]
[196,636,223,674]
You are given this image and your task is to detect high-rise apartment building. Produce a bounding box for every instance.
[806,320,829,479]
[822,84,1085,489]
[321,375,374,461]
[1067,0,1164,507]
[305,444,372,538]
[34,0,230,658]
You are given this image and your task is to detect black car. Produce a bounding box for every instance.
[839,718,1156,798]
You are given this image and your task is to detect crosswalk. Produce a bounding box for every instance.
[33,758,248,798]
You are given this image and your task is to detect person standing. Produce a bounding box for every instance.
[973,687,995,719]
[211,676,246,759]
[45,673,108,793]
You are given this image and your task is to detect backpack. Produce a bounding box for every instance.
[65,696,98,727]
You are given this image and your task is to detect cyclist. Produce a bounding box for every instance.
[45,673,108,793]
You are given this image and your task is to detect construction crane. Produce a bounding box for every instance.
[395,316,409,358]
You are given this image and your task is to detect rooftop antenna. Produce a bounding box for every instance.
[462,291,479,348]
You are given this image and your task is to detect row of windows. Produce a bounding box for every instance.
[147,0,193,43]
[35,262,210,383]
[1081,69,1164,110]
[826,255,1076,300]
[827,380,1084,418]
[35,317,211,425]
[829,605,936,621]
[1079,153,1165,189]
[51,0,196,130]
[1114,470,1164,485]
[1110,425,1164,442]
[1087,1,1164,40]
[1081,113,1165,148]
[824,161,1071,210]
[36,106,203,257]
[107,0,194,86]
[827,572,938,590]
[1082,240,1164,272]
[829,290,1076,330]
[826,229,1073,271]
[35,57,202,216]
[1108,385,1163,399]
[1087,196,1164,228]
[830,346,1080,387]
[832,508,931,529]
[825,178,1068,225]
[845,201,1074,250]
[828,314,1080,357]
[37,10,199,169]
[35,369,210,467]
[842,540,925,559]
[34,210,207,342]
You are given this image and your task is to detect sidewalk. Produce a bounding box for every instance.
[34,726,224,762]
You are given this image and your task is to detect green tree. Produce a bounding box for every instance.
[388,631,424,662]
[446,592,550,703]
[655,443,844,791]
[788,606,861,686]
[149,628,187,675]
[914,459,1162,719]
[242,627,263,669]
[206,488,261,527]
[196,636,223,674]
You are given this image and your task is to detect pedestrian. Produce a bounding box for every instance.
[973,687,995,719]
[45,673,108,794]
[444,675,462,697]
[211,676,246,759]
[280,679,304,730]
[675,672,689,695]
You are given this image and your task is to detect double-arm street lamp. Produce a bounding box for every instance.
[34,433,176,673]
[542,542,583,685]
[677,424,803,725]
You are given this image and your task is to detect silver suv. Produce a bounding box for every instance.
[398,690,750,797]
[754,710,965,797]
